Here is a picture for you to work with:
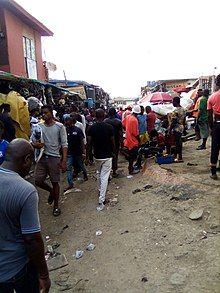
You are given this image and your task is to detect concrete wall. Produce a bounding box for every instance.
[0,7,46,80]
[34,30,45,80]
[4,8,26,77]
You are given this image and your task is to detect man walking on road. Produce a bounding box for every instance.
[122,105,141,175]
[208,75,220,180]
[0,139,50,293]
[64,115,87,193]
[87,109,115,211]
[104,107,123,177]
[32,105,68,217]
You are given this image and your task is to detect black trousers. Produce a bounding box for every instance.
[128,147,138,174]
[211,122,220,165]
[0,263,39,293]
[112,146,119,173]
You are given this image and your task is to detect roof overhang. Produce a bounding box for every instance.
[1,0,53,36]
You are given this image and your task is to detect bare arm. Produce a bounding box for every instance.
[208,109,213,130]
[119,123,123,147]
[197,109,201,120]
[61,147,68,162]
[111,135,116,154]
[60,147,68,172]
[81,139,86,158]
[23,232,51,292]
[60,125,68,171]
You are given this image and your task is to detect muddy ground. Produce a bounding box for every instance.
[31,138,220,293]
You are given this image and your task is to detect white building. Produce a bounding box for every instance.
[113,96,139,107]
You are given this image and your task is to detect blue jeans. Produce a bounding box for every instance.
[67,155,87,185]
[0,263,39,293]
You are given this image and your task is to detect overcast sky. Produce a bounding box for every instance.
[16,0,220,97]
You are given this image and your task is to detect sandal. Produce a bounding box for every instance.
[53,208,61,217]
[174,159,184,163]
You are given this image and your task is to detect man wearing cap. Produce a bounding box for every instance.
[122,105,140,175]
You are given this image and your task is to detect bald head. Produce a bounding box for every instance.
[96,108,105,121]
[3,139,34,177]
[5,139,34,161]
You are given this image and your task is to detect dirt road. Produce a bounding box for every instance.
[32,139,220,293]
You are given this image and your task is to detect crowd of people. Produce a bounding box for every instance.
[0,75,220,291]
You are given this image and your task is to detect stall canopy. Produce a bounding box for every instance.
[0,71,82,100]
[140,92,173,105]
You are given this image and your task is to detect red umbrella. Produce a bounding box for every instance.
[140,92,173,104]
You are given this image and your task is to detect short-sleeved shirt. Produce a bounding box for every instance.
[104,117,122,147]
[207,90,220,115]
[0,139,9,165]
[88,122,114,159]
[122,114,139,150]
[0,168,40,282]
[76,121,87,144]
[39,122,68,157]
[170,107,186,133]
[66,125,84,156]
[147,111,156,133]
[137,114,147,134]
[198,96,208,122]
[192,97,201,118]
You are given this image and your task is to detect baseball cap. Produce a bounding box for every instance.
[132,105,141,114]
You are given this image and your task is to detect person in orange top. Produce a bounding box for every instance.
[207,74,220,180]
[122,105,140,175]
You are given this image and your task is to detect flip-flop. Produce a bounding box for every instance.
[174,159,184,163]
[53,208,61,217]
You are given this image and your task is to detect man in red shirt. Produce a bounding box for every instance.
[122,105,140,174]
[146,106,156,133]
[207,75,220,180]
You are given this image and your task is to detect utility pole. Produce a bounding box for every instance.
[63,70,67,86]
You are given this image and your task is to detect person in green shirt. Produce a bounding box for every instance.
[197,89,209,150]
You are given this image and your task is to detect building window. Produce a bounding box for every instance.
[23,36,37,79]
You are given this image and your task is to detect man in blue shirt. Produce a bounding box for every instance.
[0,139,50,292]
[64,115,87,193]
